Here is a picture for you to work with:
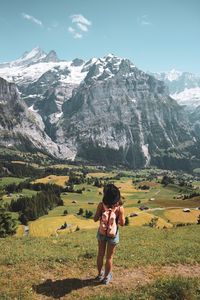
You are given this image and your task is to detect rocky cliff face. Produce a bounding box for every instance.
[0,77,75,159]
[0,49,200,170]
[60,57,198,168]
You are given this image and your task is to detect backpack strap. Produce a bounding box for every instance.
[113,205,120,213]
[115,206,120,225]
[102,203,108,212]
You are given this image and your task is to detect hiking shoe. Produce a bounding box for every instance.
[95,271,104,281]
[101,273,113,285]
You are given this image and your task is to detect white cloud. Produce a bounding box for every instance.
[68,26,75,33]
[76,22,88,32]
[74,33,83,39]
[70,14,92,27]
[68,26,82,39]
[68,14,91,39]
[138,15,152,26]
[22,13,43,27]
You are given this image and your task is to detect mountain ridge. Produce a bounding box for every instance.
[0,48,200,170]
[152,69,200,108]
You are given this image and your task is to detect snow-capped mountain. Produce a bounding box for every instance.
[0,48,88,132]
[154,69,183,82]
[171,87,200,109]
[61,59,200,169]
[152,70,200,109]
[0,47,82,86]
[0,48,200,170]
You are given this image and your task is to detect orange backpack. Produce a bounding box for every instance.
[99,203,119,237]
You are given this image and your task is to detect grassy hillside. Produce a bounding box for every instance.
[0,176,27,187]
[1,172,199,237]
[33,175,69,186]
[1,167,200,299]
[0,226,200,299]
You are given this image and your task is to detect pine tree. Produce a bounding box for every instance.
[78,208,84,215]
[0,205,17,238]
[75,226,80,231]
[63,209,68,216]
[125,216,130,226]
[197,215,200,225]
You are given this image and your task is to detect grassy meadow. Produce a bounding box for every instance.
[2,169,199,238]
[2,189,37,204]
[33,175,69,186]
[0,166,200,299]
[0,226,200,299]
[0,176,27,187]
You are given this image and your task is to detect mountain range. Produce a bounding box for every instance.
[0,47,200,170]
[152,69,200,109]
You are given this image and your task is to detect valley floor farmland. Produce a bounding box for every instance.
[14,172,200,237]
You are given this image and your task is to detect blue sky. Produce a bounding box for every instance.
[0,0,199,74]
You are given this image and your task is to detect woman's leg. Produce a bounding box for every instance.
[97,240,106,275]
[104,243,116,278]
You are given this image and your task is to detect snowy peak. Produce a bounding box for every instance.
[71,58,85,67]
[10,47,47,67]
[43,50,59,63]
[83,54,135,81]
[171,87,200,108]
[155,69,183,82]
[153,69,200,87]
[165,69,183,81]
[21,47,45,60]
[152,69,200,108]
[5,47,61,68]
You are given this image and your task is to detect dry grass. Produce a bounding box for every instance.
[117,180,139,195]
[15,225,24,236]
[2,225,200,299]
[124,207,141,215]
[50,164,80,169]
[127,211,172,228]
[33,175,69,187]
[87,172,117,178]
[11,160,26,164]
[1,263,200,300]
[28,215,98,237]
[21,208,173,237]
[164,209,200,224]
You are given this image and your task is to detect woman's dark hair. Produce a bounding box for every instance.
[102,184,121,207]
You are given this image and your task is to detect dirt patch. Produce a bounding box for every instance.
[110,264,200,292]
[33,264,200,299]
[1,264,200,299]
[157,264,200,278]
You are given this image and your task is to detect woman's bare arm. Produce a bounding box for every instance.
[118,206,125,226]
[93,202,103,222]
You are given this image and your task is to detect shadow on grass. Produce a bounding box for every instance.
[33,277,101,298]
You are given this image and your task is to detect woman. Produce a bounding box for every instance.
[94,183,125,284]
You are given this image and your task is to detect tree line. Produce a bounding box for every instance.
[9,186,63,225]
[4,181,64,194]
